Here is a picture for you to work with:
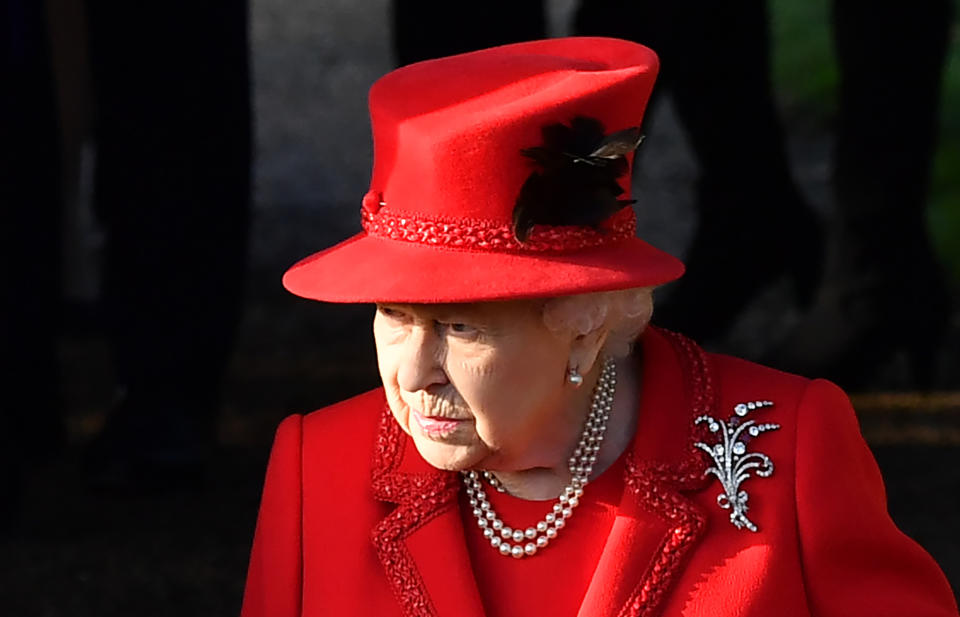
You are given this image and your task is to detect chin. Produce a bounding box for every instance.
[411,435,484,472]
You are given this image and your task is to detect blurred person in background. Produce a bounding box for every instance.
[0,0,252,507]
[79,1,252,489]
[761,1,954,387]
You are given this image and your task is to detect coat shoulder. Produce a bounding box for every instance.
[299,388,387,475]
[707,350,811,408]
[302,387,387,433]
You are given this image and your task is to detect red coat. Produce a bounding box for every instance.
[241,328,958,616]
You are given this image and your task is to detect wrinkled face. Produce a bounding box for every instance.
[373,300,583,472]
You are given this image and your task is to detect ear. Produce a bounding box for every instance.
[567,325,610,377]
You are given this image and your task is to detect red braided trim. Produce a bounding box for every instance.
[371,496,458,617]
[617,329,716,617]
[361,206,636,252]
[370,406,459,617]
[661,328,722,490]
[620,459,708,617]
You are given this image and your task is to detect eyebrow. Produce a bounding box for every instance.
[432,307,488,324]
[380,303,482,322]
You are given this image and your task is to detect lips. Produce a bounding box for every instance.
[411,409,467,437]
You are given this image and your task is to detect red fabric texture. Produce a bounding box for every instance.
[240,329,958,616]
[281,38,685,304]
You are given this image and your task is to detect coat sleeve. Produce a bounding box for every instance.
[795,379,958,616]
[241,414,303,617]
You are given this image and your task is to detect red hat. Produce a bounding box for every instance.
[283,37,684,304]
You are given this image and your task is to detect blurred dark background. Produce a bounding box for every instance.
[2,1,959,615]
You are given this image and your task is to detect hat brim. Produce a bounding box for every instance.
[282,232,684,304]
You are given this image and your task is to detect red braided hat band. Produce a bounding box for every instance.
[360,206,637,253]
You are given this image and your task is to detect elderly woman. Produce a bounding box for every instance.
[241,38,957,617]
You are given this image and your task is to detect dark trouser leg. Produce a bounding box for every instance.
[833,1,951,227]
[831,0,951,292]
[765,0,953,387]
[85,1,251,474]
[0,0,65,456]
[575,1,821,341]
[1,0,64,522]
[392,0,546,66]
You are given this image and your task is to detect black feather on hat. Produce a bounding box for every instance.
[512,116,644,242]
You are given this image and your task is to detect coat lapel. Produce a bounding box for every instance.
[578,328,715,617]
[370,408,486,617]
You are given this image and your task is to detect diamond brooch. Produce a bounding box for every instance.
[694,400,780,532]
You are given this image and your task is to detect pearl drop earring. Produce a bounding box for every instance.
[567,367,584,387]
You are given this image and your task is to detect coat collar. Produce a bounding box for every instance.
[370,327,715,617]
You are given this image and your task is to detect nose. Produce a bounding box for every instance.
[396,325,448,393]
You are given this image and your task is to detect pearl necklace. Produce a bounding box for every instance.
[461,358,616,559]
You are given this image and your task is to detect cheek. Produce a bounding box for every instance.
[457,350,562,434]
[373,319,404,384]
[441,343,501,410]
[456,357,495,378]
[384,388,412,436]
[380,372,417,439]
[447,357,497,420]
[373,326,409,431]
[376,344,398,383]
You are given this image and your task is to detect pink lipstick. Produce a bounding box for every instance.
[412,410,466,438]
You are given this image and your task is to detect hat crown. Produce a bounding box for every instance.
[281,38,684,305]
[366,37,659,227]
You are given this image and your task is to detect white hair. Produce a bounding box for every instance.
[541,287,654,359]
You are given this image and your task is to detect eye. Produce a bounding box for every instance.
[377,305,406,320]
[439,321,478,337]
